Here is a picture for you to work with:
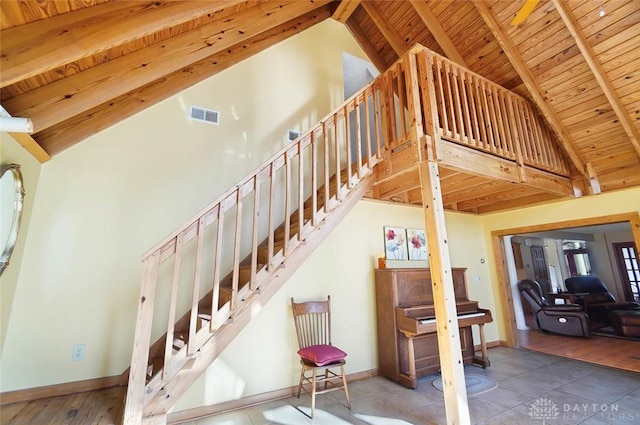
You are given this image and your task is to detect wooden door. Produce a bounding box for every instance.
[530,245,551,295]
[613,242,640,302]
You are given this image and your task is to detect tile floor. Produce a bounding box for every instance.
[181,347,640,425]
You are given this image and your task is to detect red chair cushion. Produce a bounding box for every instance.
[297,344,347,366]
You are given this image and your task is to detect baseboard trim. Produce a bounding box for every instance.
[0,375,120,406]
[473,339,501,352]
[167,368,379,424]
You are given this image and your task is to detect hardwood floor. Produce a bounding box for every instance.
[517,329,640,373]
[0,386,124,425]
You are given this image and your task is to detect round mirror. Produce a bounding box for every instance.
[0,164,25,275]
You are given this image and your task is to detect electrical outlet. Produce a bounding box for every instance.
[72,344,85,361]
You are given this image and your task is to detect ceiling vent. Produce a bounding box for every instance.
[190,106,220,125]
[288,129,301,142]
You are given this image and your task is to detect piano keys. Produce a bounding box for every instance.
[418,311,486,324]
[375,268,493,389]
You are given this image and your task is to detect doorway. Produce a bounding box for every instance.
[613,241,640,302]
[491,212,640,347]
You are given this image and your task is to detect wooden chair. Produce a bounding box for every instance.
[290,296,350,418]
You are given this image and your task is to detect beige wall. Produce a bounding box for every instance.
[3,19,488,405]
[0,20,371,392]
[2,13,639,417]
[172,199,496,412]
[0,134,42,357]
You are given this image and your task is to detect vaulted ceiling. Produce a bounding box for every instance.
[2,0,639,208]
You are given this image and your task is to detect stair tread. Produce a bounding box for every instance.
[147,356,164,381]
[136,163,369,411]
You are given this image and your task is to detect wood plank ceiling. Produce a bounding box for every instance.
[1,0,639,214]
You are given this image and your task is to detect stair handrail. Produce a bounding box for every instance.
[124,75,384,424]
[417,46,571,176]
[375,45,571,178]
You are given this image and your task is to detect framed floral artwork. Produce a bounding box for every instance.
[406,228,427,260]
[384,226,408,260]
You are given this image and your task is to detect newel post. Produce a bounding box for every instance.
[123,250,161,425]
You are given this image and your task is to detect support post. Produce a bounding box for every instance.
[418,160,470,425]
[123,251,160,425]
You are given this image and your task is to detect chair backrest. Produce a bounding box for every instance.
[565,275,616,303]
[517,279,547,312]
[291,296,332,349]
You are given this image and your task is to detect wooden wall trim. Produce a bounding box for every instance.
[0,375,120,406]
[166,368,379,424]
[492,235,517,347]
[491,212,640,238]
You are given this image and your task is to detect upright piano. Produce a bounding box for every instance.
[374,268,492,389]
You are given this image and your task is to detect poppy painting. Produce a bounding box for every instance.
[384,226,408,260]
[406,228,427,260]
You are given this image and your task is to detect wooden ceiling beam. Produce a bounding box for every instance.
[332,0,361,23]
[473,1,591,184]
[4,1,331,134]
[455,186,540,210]
[477,192,561,214]
[374,169,422,199]
[438,141,574,197]
[35,8,333,155]
[0,0,245,88]
[360,1,407,57]
[408,0,467,67]
[551,0,640,160]
[344,21,388,71]
[6,132,50,163]
[441,180,506,205]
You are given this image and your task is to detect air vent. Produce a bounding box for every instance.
[288,129,301,142]
[190,106,220,125]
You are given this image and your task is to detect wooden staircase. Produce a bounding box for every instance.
[121,45,575,425]
[121,78,383,424]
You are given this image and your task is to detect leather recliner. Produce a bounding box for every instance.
[517,279,590,337]
[565,275,639,326]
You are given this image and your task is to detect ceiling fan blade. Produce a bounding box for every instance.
[511,0,540,26]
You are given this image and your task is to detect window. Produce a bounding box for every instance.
[613,242,640,302]
[563,240,591,276]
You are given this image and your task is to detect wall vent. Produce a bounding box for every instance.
[190,106,220,125]
[288,129,301,142]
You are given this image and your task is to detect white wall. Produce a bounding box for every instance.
[0,20,372,392]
